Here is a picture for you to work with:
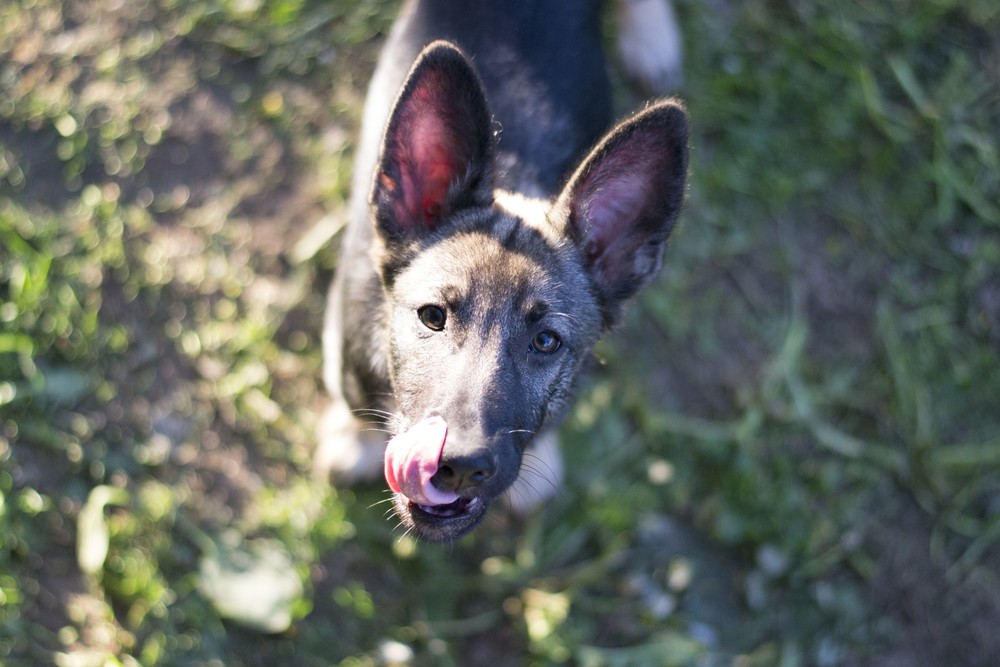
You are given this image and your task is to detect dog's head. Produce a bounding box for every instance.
[368,42,688,542]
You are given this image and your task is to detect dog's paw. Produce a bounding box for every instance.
[616,0,684,95]
[505,430,564,515]
[313,400,386,484]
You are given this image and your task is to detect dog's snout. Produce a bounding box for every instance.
[433,451,494,493]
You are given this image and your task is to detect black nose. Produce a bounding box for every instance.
[433,451,494,493]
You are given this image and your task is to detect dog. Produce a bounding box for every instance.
[316,0,689,543]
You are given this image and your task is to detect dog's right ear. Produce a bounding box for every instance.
[371,41,494,242]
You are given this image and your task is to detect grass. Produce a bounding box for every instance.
[2,0,999,665]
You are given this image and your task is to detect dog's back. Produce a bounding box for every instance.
[355,0,611,202]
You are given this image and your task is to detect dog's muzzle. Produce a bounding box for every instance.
[384,415,491,542]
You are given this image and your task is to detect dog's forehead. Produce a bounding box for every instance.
[399,208,577,308]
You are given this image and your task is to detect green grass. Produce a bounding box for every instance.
[2,0,999,665]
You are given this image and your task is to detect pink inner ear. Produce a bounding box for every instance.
[400,114,459,228]
[581,169,651,257]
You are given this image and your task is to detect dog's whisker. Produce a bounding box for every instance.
[351,415,394,426]
[395,523,416,542]
[518,457,563,499]
[522,451,559,481]
[357,427,392,435]
[384,507,399,520]
[352,408,396,418]
[355,419,391,427]
[514,474,544,500]
[368,496,397,510]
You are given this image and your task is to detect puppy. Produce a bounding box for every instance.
[317,0,688,542]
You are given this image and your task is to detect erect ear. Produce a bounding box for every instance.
[371,41,494,242]
[553,99,688,326]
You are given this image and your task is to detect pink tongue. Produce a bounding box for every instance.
[384,415,460,506]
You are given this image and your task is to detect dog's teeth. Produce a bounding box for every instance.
[415,496,479,518]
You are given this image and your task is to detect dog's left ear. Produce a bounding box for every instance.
[554,100,689,326]
[371,41,494,242]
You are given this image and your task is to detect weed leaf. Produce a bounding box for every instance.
[198,537,304,634]
[77,485,129,576]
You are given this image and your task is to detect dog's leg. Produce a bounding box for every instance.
[505,430,564,515]
[616,0,684,94]
[313,398,387,484]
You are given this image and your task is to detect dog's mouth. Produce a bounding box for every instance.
[393,493,489,543]
[415,495,479,517]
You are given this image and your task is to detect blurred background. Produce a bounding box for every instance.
[1,0,998,665]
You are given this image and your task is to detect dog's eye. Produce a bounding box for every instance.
[530,330,561,354]
[418,305,447,331]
